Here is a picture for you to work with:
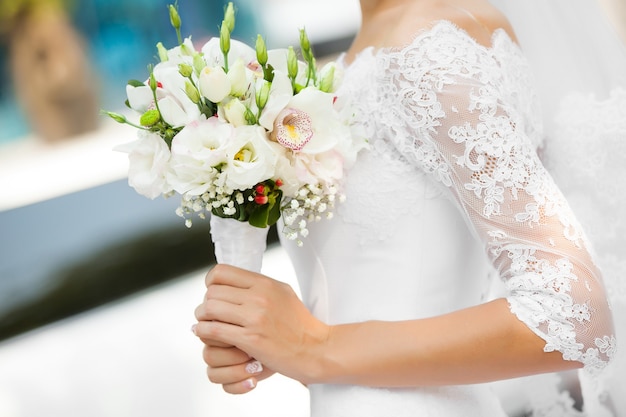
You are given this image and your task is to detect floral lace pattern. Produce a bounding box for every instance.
[338,21,615,371]
[542,88,626,417]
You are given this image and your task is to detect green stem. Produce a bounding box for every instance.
[176,28,182,45]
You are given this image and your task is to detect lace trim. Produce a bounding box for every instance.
[338,20,614,372]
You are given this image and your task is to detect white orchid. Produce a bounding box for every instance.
[257,70,293,130]
[273,86,349,154]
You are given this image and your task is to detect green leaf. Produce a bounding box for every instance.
[127,79,146,88]
[267,191,283,226]
[263,64,275,83]
[249,204,270,228]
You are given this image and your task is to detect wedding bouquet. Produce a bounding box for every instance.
[105,2,365,271]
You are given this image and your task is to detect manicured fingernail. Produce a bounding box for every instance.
[245,360,263,374]
[243,378,256,389]
[191,323,197,335]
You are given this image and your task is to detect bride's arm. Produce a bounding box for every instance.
[314,299,578,386]
[195,266,581,387]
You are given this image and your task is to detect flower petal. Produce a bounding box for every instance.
[272,108,313,151]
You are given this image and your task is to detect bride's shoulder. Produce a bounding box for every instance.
[345,2,519,64]
[425,3,519,47]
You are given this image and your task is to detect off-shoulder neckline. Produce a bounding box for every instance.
[338,20,519,69]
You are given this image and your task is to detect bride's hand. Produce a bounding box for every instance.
[193,264,329,384]
[199,341,276,394]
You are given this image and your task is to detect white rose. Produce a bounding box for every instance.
[223,125,277,191]
[168,117,233,195]
[115,130,172,199]
[198,65,231,103]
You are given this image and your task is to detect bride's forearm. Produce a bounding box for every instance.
[308,298,580,387]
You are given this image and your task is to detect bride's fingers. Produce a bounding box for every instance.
[220,378,258,395]
[205,264,256,289]
[204,340,231,348]
[193,319,241,347]
[194,298,245,324]
[206,359,265,386]
[204,283,248,303]
[219,366,276,395]
[202,344,250,368]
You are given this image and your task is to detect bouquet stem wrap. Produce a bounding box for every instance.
[209,216,269,272]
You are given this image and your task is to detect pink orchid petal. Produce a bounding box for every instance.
[273,108,314,151]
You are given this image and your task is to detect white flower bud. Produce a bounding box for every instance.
[228,58,249,97]
[221,98,248,127]
[199,66,231,103]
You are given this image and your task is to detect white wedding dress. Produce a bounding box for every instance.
[280,20,617,417]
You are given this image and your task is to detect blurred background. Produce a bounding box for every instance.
[0,0,624,416]
[0,1,357,416]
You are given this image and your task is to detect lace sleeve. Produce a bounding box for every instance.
[377,27,616,372]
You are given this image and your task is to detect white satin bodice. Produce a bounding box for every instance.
[284,147,493,325]
[282,144,506,416]
[280,21,615,417]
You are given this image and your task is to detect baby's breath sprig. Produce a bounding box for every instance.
[176,179,284,229]
[281,183,344,246]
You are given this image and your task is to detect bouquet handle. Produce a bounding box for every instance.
[209,216,269,273]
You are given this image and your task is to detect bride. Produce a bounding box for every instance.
[193,0,624,415]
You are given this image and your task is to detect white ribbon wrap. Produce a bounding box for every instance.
[209,216,269,272]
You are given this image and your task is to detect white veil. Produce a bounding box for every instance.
[488,1,626,416]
